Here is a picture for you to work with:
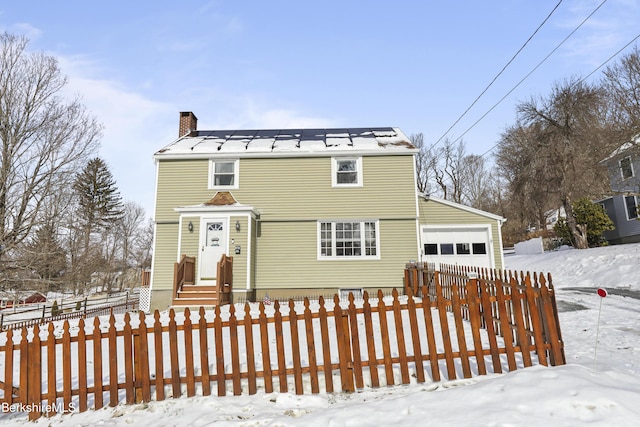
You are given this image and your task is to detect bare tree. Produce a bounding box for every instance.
[113,201,147,290]
[502,78,614,248]
[601,45,640,196]
[0,33,101,275]
[602,45,640,137]
[410,133,437,194]
[460,154,497,210]
[433,139,466,203]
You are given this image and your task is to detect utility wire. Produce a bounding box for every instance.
[440,0,607,156]
[479,30,640,158]
[429,0,564,152]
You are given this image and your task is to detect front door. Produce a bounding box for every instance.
[199,218,228,283]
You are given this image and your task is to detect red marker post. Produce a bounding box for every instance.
[593,288,607,371]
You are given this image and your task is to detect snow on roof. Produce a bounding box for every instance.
[600,134,640,163]
[155,127,416,158]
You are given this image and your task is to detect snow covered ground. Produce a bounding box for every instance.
[2,243,639,426]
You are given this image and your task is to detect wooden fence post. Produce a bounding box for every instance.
[28,324,42,420]
[333,295,354,393]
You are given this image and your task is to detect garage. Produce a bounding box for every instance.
[417,195,505,270]
[421,225,494,269]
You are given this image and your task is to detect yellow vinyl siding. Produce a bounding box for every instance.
[255,219,416,291]
[151,223,179,291]
[237,156,416,219]
[155,160,209,222]
[154,155,417,222]
[228,216,248,290]
[418,199,503,269]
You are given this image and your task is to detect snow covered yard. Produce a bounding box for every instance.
[1,243,640,426]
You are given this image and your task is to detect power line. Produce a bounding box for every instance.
[478,30,640,158]
[441,0,606,156]
[429,0,564,152]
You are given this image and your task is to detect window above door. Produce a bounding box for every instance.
[209,159,239,189]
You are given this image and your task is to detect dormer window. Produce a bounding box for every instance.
[209,159,239,189]
[620,156,634,180]
[332,157,362,187]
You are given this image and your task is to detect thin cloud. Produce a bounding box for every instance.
[1,22,42,40]
[560,0,640,61]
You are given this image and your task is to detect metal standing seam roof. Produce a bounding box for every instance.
[155,127,416,157]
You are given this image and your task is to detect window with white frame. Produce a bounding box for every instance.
[209,160,239,189]
[624,195,638,220]
[332,157,362,187]
[319,221,378,258]
[620,156,634,180]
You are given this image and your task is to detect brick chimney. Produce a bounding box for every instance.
[178,111,198,137]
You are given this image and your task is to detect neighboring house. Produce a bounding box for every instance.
[544,207,566,231]
[147,112,506,311]
[0,291,47,308]
[417,195,505,270]
[599,136,640,244]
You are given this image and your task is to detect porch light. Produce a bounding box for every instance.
[235,220,241,231]
[188,221,194,232]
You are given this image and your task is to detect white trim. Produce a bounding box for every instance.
[624,195,639,221]
[420,193,506,223]
[208,159,239,190]
[245,215,252,291]
[412,154,422,263]
[175,204,258,215]
[149,162,160,292]
[154,149,418,161]
[420,223,496,269]
[619,155,635,180]
[198,217,229,283]
[496,218,505,268]
[317,219,381,260]
[331,156,363,187]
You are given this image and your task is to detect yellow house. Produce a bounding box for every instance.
[145,112,506,311]
[147,112,421,311]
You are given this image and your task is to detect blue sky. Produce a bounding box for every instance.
[1,1,639,216]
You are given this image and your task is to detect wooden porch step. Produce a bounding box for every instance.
[178,290,219,299]
[180,285,217,292]
[172,297,220,306]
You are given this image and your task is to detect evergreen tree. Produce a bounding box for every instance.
[25,223,67,291]
[71,158,124,294]
[554,198,615,248]
[74,158,124,229]
[51,300,60,316]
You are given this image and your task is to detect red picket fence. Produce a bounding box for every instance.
[404,263,565,366]
[1,267,565,421]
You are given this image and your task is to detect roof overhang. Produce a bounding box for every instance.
[154,149,418,161]
[174,204,259,217]
[419,193,506,224]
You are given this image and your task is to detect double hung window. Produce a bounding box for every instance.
[620,156,634,180]
[332,157,362,187]
[319,221,378,259]
[209,160,239,189]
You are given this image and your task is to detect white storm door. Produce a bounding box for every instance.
[200,219,228,281]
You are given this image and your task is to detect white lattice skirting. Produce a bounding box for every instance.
[139,287,151,313]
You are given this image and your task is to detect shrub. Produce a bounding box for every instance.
[554,198,614,247]
[51,300,61,316]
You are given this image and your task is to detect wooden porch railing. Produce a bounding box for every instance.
[215,254,233,305]
[173,255,195,298]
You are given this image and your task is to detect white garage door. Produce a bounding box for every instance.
[421,225,494,269]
